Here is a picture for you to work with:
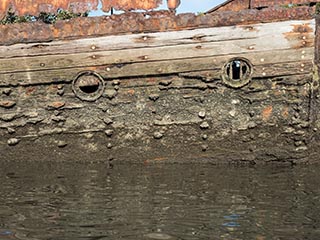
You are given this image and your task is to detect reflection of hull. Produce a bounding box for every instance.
[0,7,319,163]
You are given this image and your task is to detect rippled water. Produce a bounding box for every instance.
[0,162,320,240]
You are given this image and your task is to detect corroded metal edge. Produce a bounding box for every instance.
[0,6,316,46]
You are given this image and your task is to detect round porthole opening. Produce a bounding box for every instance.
[221,57,253,88]
[72,71,105,101]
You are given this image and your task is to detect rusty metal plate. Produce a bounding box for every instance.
[0,6,315,46]
[0,0,163,16]
[251,0,320,8]
[102,0,162,12]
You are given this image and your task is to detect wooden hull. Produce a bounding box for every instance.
[0,8,319,164]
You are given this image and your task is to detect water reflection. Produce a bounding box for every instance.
[0,163,319,239]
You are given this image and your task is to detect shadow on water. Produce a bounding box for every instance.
[0,162,320,240]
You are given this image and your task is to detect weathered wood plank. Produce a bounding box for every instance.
[0,49,313,86]
[0,19,314,59]
[0,35,313,75]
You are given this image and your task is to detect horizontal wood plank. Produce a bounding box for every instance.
[0,19,314,59]
[0,49,313,86]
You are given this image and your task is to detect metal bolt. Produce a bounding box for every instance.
[202,134,208,140]
[198,111,206,119]
[201,144,208,152]
[153,131,163,139]
[57,141,67,148]
[200,122,209,129]
[112,80,120,85]
[7,138,19,146]
[105,129,114,137]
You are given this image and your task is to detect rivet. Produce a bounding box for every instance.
[301,63,305,67]
[7,128,15,134]
[107,143,113,149]
[200,122,209,130]
[260,58,264,62]
[202,134,208,140]
[106,67,111,72]
[143,56,148,60]
[143,36,148,41]
[201,144,208,152]
[105,129,114,137]
[153,131,163,139]
[91,45,96,50]
[262,72,266,76]
[248,45,254,50]
[198,111,206,119]
[301,68,304,72]
[7,138,19,146]
[57,89,64,96]
[57,141,67,148]
[92,55,96,59]
[149,94,159,102]
[302,41,306,45]
[40,63,45,67]
[112,80,120,85]
[302,50,306,54]
[301,55,305,59]
[103,117,113,125]
[302,36,306,40]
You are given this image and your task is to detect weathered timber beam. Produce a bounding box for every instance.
[0,6,315,46]
[0,49,313,86]
[0,20,314,59]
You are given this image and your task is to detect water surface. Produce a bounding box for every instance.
[0,162,319,240]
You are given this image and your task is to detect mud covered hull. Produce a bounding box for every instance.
[0,9,319,163]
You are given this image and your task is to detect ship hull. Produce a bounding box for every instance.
[0,9,319,164]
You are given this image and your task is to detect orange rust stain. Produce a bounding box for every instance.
[144,157,167,164]
[251,0,320,9]
[0,0,162,15]
[283,23,314,49]
[48,101,65,109]
[127,89,135,95]
[281,106,289,119]
[262,105,273,121]
[102,0,162,12]
[26,87,36,95]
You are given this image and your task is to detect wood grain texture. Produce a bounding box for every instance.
[0,20,315,86]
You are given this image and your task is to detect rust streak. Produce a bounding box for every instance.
[0,0,163,15]
[283,23,314,49]
[262,105,273,121]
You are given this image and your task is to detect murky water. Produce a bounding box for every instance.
[0,162,320,240]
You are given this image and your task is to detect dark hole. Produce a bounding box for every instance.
[231,60,241,80]
[226,60,249,81]
[242,64,248,77]
[79,84,99,94]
